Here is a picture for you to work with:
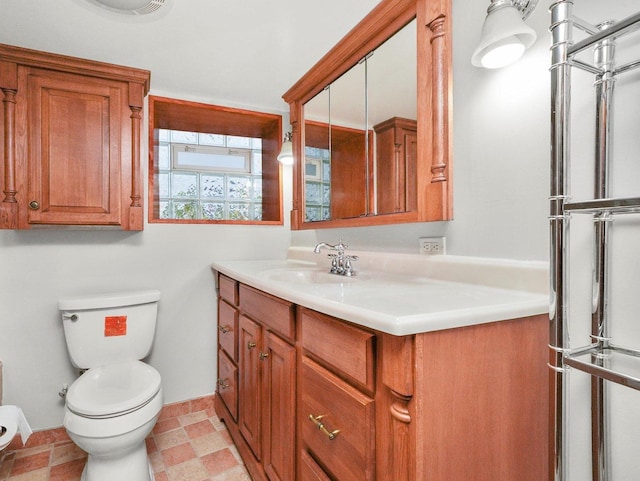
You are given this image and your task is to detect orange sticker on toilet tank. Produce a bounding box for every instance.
[104,316,127,336]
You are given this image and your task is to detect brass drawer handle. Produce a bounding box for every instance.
[217,378,230,389]
[259,351,269,361]
[308,414,340,440]
[247,341,257,349]
[218,325,230,334]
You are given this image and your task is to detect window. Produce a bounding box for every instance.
[304,146,331,222]
[149,96,283,224]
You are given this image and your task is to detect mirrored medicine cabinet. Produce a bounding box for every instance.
[283,0,453,230]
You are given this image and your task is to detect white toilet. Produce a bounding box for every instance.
[59,290,163,481]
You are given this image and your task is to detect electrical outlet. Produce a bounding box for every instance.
[419,236,446,255]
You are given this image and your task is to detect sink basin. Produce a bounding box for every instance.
[261,267,365,284]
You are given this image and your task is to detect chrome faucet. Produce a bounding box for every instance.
[314,240,358,276]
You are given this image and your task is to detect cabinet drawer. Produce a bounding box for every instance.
[300,450,332,481]
[239,284,294,341]
[300,308,375,392]
[218,274,238,305]
[217,350,237,421]
[218,300,238,362]
[300,357,375,481]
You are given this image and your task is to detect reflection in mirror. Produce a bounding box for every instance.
[304,88,331,221]
[302,19,417,223]
[328,61,368,220]
[368,19,417,215]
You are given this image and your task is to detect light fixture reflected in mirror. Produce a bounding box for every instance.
[277,132,294,165]
[472,0,538,69]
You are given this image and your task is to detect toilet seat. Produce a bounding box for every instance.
[66,360,161,419]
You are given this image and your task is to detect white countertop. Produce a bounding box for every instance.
[211,247,549,336]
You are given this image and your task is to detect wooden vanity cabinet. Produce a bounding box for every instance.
[0,44,150,230]
[215,276,296,481]
[215,273,548,481]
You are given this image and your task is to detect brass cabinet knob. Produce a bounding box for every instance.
[217,378,230,389]
[259,351,269,361]
[247,341,257,349]
[218,325,230,334]
[29,200,40,210]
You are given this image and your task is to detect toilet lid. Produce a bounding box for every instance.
[66,360,161,418]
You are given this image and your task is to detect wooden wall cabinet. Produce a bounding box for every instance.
[283,0,453,229]
[0,44,150,230]
[215,273,548,481]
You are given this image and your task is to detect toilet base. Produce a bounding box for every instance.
[80,441,154,481]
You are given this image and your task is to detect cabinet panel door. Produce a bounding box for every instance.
[217,350,238,421]
[300,357,375,481]
[239,284,294,341]
[263,331,296,481]
[300,308,375,393]
[238,314,262,460]
[218,300,238,362]
[26,68,122,225]
[300,450,332,481]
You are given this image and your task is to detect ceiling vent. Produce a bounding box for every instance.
[86,0,166,15]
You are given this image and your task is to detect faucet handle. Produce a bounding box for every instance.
[327,253,340,273]
[343,255,358,276]
[335,239,348,251]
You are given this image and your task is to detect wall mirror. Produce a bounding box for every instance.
[283,0,452,229]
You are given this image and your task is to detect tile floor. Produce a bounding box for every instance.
[0,405,249,481]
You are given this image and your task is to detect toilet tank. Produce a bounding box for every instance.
[58,290,160,369]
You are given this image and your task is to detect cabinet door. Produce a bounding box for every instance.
[25,68,123,226]
[238,314,262,460]
[300,357,375,481]
[218,300,238,362]
[217,349,238,421]
[300,450,332,481]
[263,331,296,481]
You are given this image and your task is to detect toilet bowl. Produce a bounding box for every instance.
[58,290,162,481]
[64,361,163,481]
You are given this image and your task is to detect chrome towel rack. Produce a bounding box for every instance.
[550,2,640,481]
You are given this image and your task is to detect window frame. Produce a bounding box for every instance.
[148,96,283,225]
[170,144,253,174]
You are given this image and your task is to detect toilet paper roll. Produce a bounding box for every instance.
[0,405,32,450]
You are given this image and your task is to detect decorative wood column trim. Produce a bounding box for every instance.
[390,390,412,423]
[416,0,453,222]
[130,105,142,208]
[289,100,302,230]
[378,333,416,481]
[428,15,448,184]
[128,81,145,230]
[2,88,16,203]
[0,60,19,228]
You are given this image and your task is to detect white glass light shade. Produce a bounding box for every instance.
[277,139,294,165]
[471,5,537,69]
[85,0,166,15]
[92,0,150,8]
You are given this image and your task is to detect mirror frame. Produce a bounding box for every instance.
[283,0,452,229]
